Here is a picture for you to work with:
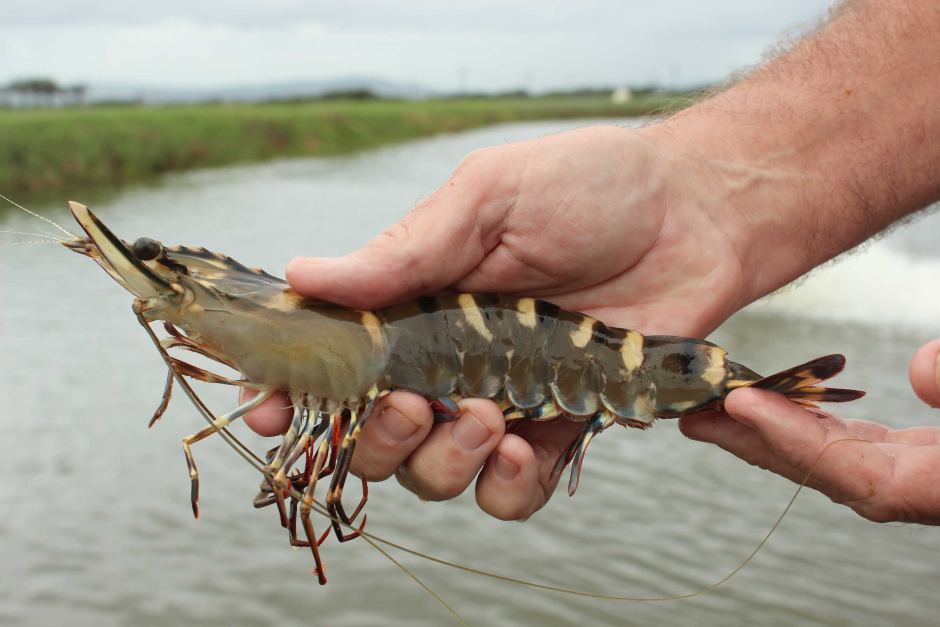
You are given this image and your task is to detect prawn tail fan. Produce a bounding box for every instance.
[730,354,865,410]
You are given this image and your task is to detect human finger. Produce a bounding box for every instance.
[242,389,293,436]
[723,388,894,503]
[679,410,802,479]
[883,424,940,446]
[396,398,505,501]
[908,338,940,408]
[679,410,761,450]
[474,418,583,520]
[839,418,890,443]
[473,434,541,521]
[348,391,434,481]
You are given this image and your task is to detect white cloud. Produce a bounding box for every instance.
[0,0,836,91]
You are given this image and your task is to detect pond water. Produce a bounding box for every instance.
[1,119,939,626]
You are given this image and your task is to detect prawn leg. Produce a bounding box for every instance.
[295,418,337,584]
[148,353,248,429]
[429,396,460,422]
[327,388,386,541]
[167,357,246,387]
[262,403,309,527]
[148,366,175,428]
[251,445,283,508]
[267,406,326,529]
[559,411,616,497]
[263,412,333,584]
[504,400,561,422]
[325,407,368,542]
[182,388,273,517]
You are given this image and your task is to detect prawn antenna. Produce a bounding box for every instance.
[355,437,872,602]
[0,239,64,250]
[0,229,66,241]
[0,193,79,239]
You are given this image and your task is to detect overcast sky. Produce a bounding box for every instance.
[1,1,837,91]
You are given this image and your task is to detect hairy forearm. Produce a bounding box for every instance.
[644,0,940,304]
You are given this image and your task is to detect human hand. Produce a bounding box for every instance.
[243,0,940,522]
[679,339,940,525]
[244,124,762,520]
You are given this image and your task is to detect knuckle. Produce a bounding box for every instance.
[450,147,506,196]
[407,460,472,502]
[373,221,431,294]
[456,147,493,171]
[373,220,413,252]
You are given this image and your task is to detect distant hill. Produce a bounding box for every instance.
[85,76,433,105]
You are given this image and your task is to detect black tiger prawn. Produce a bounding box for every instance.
[59,200,864,584]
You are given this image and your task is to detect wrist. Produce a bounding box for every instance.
[639,1,940,305]
[639,106,846,306]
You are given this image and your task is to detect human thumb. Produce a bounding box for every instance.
[909,338,940,408]
[286,158,506,309]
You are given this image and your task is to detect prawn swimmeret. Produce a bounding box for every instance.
[54,200,863,585]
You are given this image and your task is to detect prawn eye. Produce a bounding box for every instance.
[133,237,162,261]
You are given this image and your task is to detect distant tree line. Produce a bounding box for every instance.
[0,78,87,108]
[0,77,708,109]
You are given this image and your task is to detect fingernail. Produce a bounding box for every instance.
[375,407,419,442]
[452,413,491,450]
[494,453,520,481]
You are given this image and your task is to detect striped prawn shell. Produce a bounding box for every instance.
[154,245,738,422]
[375,293,735,424]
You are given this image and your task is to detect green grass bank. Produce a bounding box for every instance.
[0,94,687,195]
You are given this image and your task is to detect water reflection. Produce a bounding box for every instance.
[1,119,939,626]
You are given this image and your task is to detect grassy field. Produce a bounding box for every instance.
[0,94,688,195]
